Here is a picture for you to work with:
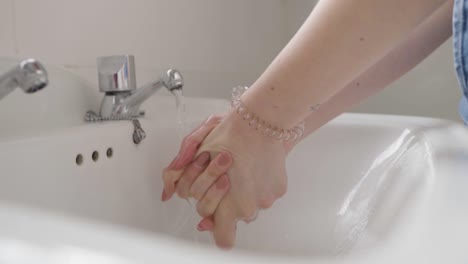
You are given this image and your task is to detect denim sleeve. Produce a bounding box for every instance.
[453,0,468,123]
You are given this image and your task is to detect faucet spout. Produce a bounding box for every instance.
[121,80,165,109]
[0,59,48,100]
[92,55,184,120]
[97,63,184,119]
[122,69,183,109]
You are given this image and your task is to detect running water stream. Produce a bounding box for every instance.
[164,89,207,244]
[172,89,187,139]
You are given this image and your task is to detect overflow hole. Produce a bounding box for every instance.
[76,154,83,166]
[106,148,113,158]
[92,151,99,162]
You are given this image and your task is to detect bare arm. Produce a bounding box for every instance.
[164,0,454,248]
[244,0,449,129]
[286,0,453,149]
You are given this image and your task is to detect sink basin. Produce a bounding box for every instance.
[0,98,467,263]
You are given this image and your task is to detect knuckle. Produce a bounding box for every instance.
[206,164,222,179]
[213,115,224,123]
[181,136,191,146]
[162,171,170,183]
[275,181,288,198]
[174,182,186,198]
[276,187,287,198]
[196,201,212,218]
[183,136,195,147]
[183,134,200,148]
[175,185,187,199]
[176,189,185,199]
[162,172,174,188]
[258,197,274,209]
[205,115,217,124]
[239,205,257,220]
[206,114,223,125]
[163,170,181,184]
[189,185,203,201]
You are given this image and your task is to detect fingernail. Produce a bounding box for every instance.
[197,223,205,231]
[197,220,213,232]
[216,175,230,189]
[161,189,169,202]
[194,152,210,168]
[217,152,231,167]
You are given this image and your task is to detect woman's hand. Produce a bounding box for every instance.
[162,111,291,249]
[192,110,289,249]
[162,115,229,200]
[162,115,235,221]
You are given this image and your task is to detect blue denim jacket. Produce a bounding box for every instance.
[453,0,468,123]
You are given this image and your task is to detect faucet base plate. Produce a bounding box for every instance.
[84,110,145,123]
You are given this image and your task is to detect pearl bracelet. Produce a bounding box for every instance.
[231,86,305,142]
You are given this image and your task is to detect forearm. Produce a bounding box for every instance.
[292,0,454,143]
[243,0,448,128]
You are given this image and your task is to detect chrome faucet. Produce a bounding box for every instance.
[95,55,183,119]
[0,59,48,100]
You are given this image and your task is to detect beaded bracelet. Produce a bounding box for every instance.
[231,86,305,142]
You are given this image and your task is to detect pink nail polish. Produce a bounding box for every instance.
[194,152,210,168]
[217,152,231,167]
[197,219,213,231]
[197,223,205,231]
[216,175,229,189]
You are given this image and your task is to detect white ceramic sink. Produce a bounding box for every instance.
[0,97,467,264]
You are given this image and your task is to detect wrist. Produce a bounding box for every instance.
[231,86,305,142]
[242,82,307,129]
[226,109,300,155]
[224,109,280,146]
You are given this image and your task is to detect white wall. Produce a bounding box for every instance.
[283,0,318,40]
[0,0,461,121]
[0,0,286,99]
[282,0,461,121]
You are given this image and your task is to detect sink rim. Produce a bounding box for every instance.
[0,113,466,264]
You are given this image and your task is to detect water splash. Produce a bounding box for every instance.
[333,129,423,254]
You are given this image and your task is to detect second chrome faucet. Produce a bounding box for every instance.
[0,59,48,100]
[94,55,183,120]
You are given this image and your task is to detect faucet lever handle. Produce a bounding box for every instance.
[97,55,137,93]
